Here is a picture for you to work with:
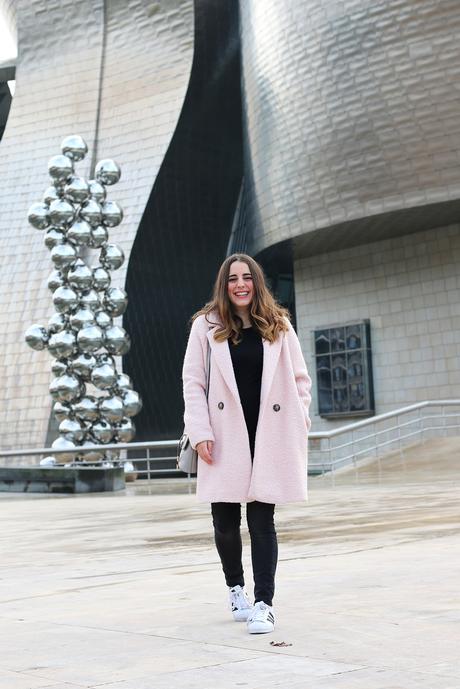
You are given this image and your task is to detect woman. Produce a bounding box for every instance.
[182,253,312,634]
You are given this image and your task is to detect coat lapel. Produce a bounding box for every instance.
[207,324,284,413]
[206,327,240,403]
[259,336,283,418]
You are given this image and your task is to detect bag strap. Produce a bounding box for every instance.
[205,341,211,400]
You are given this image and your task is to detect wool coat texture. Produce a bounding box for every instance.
[182,313,312,504]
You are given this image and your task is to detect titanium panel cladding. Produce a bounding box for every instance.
[240,0,460,255]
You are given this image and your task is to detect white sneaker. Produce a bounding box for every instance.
[229,585,252,621]
[247,601,275,634]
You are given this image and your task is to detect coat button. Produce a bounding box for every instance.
[273,404,280,412]
[218,402,224,410]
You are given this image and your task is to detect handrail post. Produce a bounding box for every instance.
[376,421,382,474]
[351,428,355,468]
[147,447,151,482]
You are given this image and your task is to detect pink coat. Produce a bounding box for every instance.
[182,313,312,504]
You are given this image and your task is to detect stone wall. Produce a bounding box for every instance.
[295,224,460,431]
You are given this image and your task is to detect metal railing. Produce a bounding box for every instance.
[1,400,459,479]
[307,399,460,474]
[0,440,180,481]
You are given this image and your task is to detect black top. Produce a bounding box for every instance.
[228,326,263,458]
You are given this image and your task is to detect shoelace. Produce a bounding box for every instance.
[249,602,270,621]
[231,587,250,610]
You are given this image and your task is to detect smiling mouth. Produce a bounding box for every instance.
[235,292,249,297]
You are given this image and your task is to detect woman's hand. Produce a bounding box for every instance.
[196,440,213,464]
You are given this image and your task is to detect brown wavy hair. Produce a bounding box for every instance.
[192,254,290,343]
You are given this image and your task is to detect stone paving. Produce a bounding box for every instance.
[0,437,459,689]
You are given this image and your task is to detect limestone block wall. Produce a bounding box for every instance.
[294,224,460,431]
[0,0,194,450]
[240,0,460,255]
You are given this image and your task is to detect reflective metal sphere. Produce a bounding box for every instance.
[40,455,57,466]
[94,310,112,329]
[48,154,74,182]
[77,325,104,353]
[59,418,86,443]
[49,199,76,229]
[43,185,61,205]
[92,267,110,291]
[101,201,123,227]
[106,449,120,462]
[51,360,68,377]
[104,325,131,355]
[61,134,88,162]
[53,285,79,314]
[80,199,102,227]
[96,353,115,367]
[122,390,142,417]
[91,363,117,390]
[44,228,66,250]
[77,440,104,462]
[53,401,72,422]
[79,289,100,311]
[71,352,96,381]
[51,242,77,269]
[50,373,81,402]
[99,396,124,423]
[74,396,99,422]
[25,324,48,351]
[69,306,96,331]
[88,179,106,203]
[100,243,124,271]
[51,436,76,461]
[95,159,121,185]
[103,287,128,317]
[91,420,113,444]
[48,330,76,358]
[28,202,50,230]
[48,312,68,334]
[89,225,108,248]
[116,373,133,391]
[64,176,90,204]
[47,270,65,292]
[67,261,93,291]
[53,178,67,193]
[27,137,139,456]
[49,378,60,400]
[67,219,92,246]
[115,417,135,442]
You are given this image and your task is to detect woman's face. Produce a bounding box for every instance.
[227,261,254,311]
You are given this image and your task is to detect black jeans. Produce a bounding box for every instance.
[211,501,278,607]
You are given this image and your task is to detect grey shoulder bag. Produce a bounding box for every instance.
[177,342,211,474]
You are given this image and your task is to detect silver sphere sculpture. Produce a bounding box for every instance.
[25,136,142,466]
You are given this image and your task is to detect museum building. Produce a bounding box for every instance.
[0,0,460,450]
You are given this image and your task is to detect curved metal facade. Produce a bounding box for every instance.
[0,0,194,449]
[240,0,460,256]
[123,0,243,441]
